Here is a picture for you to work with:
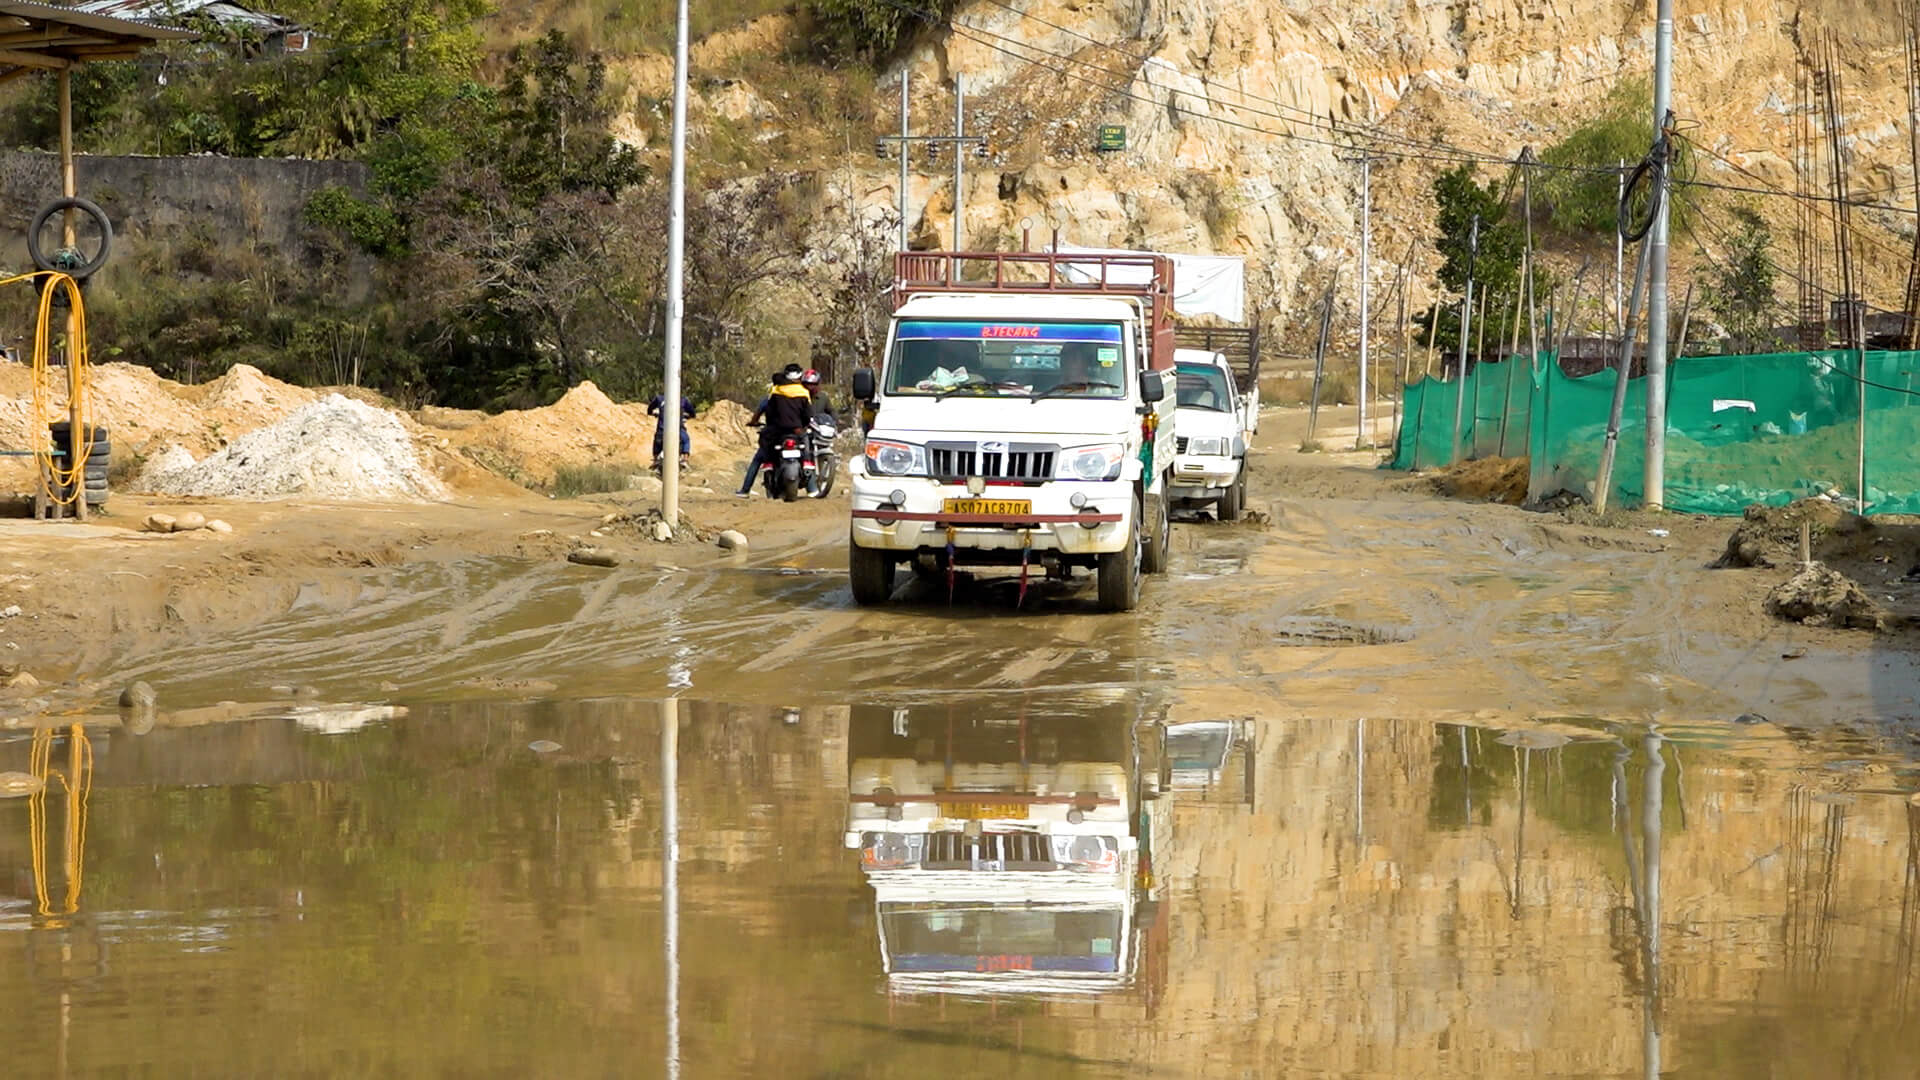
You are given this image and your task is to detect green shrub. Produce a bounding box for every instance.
[551,461,645,497]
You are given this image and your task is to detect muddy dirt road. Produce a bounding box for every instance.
[5,407,1920,1076]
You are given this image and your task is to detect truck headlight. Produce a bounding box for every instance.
[1186,436,1228,457]
[864,439,927,477]
[1058,442,1125,481]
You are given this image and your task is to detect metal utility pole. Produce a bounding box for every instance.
[1523,151,1540,369]
[952,73,966,250]
[1615,158,1627,335]
[897,70,910,251]
[1356,153,1372,449]
[1451,215,1481,464]
[660,0,689,525]
[1596,235,1655,515]
[1643,0,1675,509]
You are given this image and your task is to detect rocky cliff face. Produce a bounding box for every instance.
[644,1,1918,348]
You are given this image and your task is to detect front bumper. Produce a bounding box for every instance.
[1171,453,1240,496]
[850,468,1133,556]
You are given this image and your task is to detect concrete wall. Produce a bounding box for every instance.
[0,150,369,261]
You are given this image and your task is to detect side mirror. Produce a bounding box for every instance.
[1139,370,1167,404]
[852,368,876,401]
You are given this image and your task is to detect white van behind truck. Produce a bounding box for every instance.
[1169,348,1251,520]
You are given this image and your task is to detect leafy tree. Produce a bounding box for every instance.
[804,0,949,62]
[1704,205,1783,353]
[1538,79,1694,236]
[495,30,644,204]
[1415,164,1539,359]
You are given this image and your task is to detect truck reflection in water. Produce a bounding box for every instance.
[846,698,1248,1000]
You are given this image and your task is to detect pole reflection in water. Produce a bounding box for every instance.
[661,695,680,1080]
[1641,729,1664,1080]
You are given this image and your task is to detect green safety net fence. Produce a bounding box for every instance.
[1389,349,1920,516]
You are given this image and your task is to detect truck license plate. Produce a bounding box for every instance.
[942,498,1032,515]
[939,802,1028,820]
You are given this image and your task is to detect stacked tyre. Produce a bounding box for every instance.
[49,421,108,509]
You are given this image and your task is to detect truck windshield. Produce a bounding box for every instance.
[880,903,1125,972]
[1175,364,1234,411]
[887,320,1128,398]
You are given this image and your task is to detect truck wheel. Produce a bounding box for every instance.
[849,533,896,606]
[1097,495,1142,612]
[1220,467,1245,522]
[1141,489,1171,574]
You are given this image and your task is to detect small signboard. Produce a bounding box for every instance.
[1097,125,1126,151]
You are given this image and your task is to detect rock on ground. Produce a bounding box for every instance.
[568,548,621,568]
[119,680,157,709]
[718,529,749,551]
[1764,563,1887,631]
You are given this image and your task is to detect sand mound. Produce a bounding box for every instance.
[145,394,448,501]
[1713,498,1874,569]
[456,382,761,485]
[1430,456,1528,505]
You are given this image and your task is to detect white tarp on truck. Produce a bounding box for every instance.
[1049,245,1246,323]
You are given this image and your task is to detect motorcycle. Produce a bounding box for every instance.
[760,430,808,502]
[808,414,839,498]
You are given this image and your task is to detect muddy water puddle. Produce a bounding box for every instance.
[5,692,1920,1077]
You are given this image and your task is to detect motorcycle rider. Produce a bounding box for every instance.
[737,369,815,498]
[799,369,836,497]
[647,392,696,470]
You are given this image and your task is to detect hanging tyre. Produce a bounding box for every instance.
[29,197,113,279]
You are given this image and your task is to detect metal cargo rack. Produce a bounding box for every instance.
[1173,325,1261,394]
[893,249,1177,371]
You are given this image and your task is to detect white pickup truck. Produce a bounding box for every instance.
[1169,348,1253,520]
[849,250,1179,612]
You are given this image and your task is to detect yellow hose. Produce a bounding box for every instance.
[6,270,93,506]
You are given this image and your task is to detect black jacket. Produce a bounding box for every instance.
[763,389,814,434]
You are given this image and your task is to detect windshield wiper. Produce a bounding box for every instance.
[1031,380,1120,402]
[934,377,1030,401]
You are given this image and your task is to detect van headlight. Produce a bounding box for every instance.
[1057,442,1126,481]
[864,439,927,477]
[1185,436,1228,457]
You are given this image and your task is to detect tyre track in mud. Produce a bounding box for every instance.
[57,423,1917,725]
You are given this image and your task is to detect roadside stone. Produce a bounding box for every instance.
[0,605,19,619]
[144,513,176,533]
[119,680,158,709]
[1764,563,1886,631]
[206,519,233,534]
[650,520,674,543]
[0,771,46,797]
[4,671,38,690]
[567,547,621,568]
[173,511,207,532]
[601,512,623,526]
[717,529,749,552]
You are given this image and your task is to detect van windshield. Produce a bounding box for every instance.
[879,902,1125,972]
[1175,364,1234,411]
[886,320,1128,399]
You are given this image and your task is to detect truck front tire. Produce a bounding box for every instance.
[1097,495,1142,612]
[849,534,896,606]
[1141,488,1171,574]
